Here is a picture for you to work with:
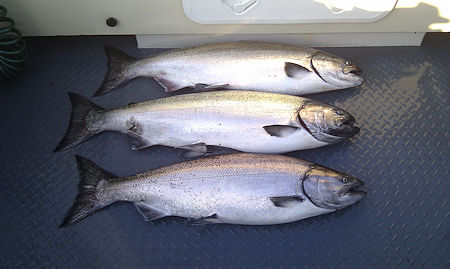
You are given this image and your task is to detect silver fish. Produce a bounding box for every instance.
[94,42,364,96]
[54,90,359,155]
[60,153,366,227]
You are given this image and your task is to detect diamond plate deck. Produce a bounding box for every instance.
[0,33,448,268]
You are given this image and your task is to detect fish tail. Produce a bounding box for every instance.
[53,93,104,152]
[94,45,138,96]
[60,155,117,227]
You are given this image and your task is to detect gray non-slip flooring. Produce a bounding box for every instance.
[0,33,448,268]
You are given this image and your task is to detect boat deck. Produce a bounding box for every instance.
[0,33,448,268]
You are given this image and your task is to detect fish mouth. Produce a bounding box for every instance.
[342,178,366,197]
[345,66,362,76]
[346,67,365,87]
[343,64,364,85]
[347,179,367,196]
[326,115,360,138]
[328,125,360,138]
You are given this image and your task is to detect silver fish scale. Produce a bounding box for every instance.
[101,154,313,224]
[0,33,448,268]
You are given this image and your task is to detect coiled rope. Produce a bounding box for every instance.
[0,5,27,82]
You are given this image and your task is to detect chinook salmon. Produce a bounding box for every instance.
[60,153,366,227]
[54,91,359,155]
[94,42,363,96]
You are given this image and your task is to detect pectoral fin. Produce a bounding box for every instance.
[263,125,299,137]
[285,62,311,79]
[270,196,304,207]
[134,202,166,221]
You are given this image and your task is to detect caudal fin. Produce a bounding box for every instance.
[53,93,104,152]
[60,155,117,227]
[94,45,137,96]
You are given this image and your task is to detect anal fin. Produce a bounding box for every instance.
[154,77,187,92]
[204,83,229,89]
[188,214,219,225]
[194,83,230,90]
[270,196,304,207]
[179,143,207,158]
[126,130,152,150]
[134,202,166,221]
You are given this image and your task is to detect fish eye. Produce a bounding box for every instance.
[345,61,351,65]
[341,177,348,183]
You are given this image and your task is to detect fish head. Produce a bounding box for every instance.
[298,101,360,144]
[303,166,366,210]
[311,52,364,88]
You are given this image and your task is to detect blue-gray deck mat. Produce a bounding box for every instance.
[0,33,448,268]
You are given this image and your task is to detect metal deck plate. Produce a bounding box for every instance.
[0,34,448,268]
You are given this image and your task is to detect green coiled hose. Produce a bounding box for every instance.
[0,5,27,82]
